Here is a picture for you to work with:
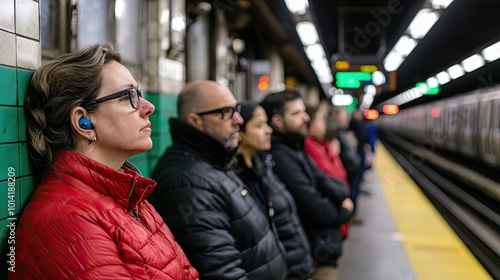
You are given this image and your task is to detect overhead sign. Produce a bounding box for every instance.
[335,60,351,70]
[332,63,396,91]
[335,72,372,88]
[416,82,440,95]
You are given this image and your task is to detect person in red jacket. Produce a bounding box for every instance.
[304,105,352,239]
[11,43,198,280]
[305,105,350,186]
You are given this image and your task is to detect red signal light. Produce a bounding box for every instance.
[258,75,269,91]
[335,60,350,70]
[382,104,399,114]
[431,108,442,118]
[364,109,379,120]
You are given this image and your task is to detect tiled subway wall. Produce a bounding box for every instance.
[0,1,182,276]
[129,93,178,178]
[0,0,41,275]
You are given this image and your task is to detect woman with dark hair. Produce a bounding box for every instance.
[234,101,314,280]
[12,43,198,280]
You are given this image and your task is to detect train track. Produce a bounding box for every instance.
[380,132,500,279]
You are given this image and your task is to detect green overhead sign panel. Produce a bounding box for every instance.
[335,72,372,88]
[416,82,440,95]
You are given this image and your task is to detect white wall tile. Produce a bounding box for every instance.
[0,31,16,67]
[0,0,15,32]
[148,0,159,20]
[149,39,159,57]
[148,21,159,40]
[16,0,40,40]
[16,36,40,70]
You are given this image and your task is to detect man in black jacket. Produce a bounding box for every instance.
[260,90,354,280]
[149,80,287,280]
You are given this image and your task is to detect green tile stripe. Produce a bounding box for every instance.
[0,144,19,181]
[146,93,178,112]
[127,93,177,177]
[17,69,33,106]
[0,66,33,106]
[0,65,17,106]
[0,107,19,143]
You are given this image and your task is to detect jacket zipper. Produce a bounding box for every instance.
[129,182,152,232]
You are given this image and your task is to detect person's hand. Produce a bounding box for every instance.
[330,138,341,155]
[341,197,354,212]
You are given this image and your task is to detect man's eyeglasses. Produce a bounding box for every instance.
[83,87,143,110]
[196,103,242,120]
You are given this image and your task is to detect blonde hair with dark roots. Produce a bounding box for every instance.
[25,42,121,171]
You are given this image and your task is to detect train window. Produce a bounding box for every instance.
[462,106,470,144]
[77,0,110,50]
[463,106,469,126]
[446,108,456,128]
[491,102,500,157]
[481,102,492,153]
[471,107,477,128]
[494,102,500,130]
[115,0,141,65]
[40,0,53,49]
[481,102,491,129]
[41,0,71,57]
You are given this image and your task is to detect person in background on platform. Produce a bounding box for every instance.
[149,81,287,280]
[348,109,370,220]
[234,101,315,280]
[331,107,361,177]
[304,104,351,240]
[363,119,378,170]
[366,119,378,154]
[260,90,354,280]
[12,43,198,280]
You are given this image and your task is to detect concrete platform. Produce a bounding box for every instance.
[337,143,492,280]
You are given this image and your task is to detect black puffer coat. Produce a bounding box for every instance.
[268,132,352,267]
[149,118,287,280]
[234,153,315,279]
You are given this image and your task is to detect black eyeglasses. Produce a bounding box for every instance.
[196,103,242,120]
[83,87,143,110]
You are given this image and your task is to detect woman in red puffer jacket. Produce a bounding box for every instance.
[305,105,352,240]
[10,43,198,280]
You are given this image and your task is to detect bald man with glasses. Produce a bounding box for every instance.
[149,80,287,280]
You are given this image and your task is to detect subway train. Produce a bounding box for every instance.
[376,84,500,169]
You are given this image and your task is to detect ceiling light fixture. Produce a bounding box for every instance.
[288,2,333,95]
[447,64,464,79]
[383,1,455,72]
[482,40,500,62]
[461,54,485,72]
[284,0,309,15]
[296,21,319,45]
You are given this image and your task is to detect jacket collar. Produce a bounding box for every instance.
[271,131,305,151]
[49,150,156,210]
[169,118,237,169]
[305,135,329,146]
[234,152,274,178]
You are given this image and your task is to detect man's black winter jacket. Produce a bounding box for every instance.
[149,118,287,280]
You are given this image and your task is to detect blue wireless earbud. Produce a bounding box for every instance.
[79,117,94,130]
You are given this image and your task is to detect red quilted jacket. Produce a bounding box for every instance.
[304,136,351,239]
[304,137,349,186]
[10,150,198,280]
